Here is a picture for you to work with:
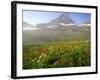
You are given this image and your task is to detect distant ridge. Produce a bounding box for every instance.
[50,13,74,24]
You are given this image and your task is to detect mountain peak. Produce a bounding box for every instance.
[50,13,74,24]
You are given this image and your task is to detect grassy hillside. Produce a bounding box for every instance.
[23,40,90,69]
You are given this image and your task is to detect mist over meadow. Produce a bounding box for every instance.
[23,12,90,45]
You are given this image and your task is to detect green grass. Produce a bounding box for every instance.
[23,40,90,69]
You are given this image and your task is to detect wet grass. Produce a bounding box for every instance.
[23,40,90,69]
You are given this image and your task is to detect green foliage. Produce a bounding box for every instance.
[23,40,90,69]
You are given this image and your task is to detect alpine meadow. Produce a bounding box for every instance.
[22,11,91,69]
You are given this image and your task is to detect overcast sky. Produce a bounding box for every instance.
[23,10,91,25]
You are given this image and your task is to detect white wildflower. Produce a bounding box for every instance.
[32,58,37,62]
[44,54,46,57]
[42,53,44,55]
[32,59,35,62]
[37,60,40,62]
[39,55,43,59]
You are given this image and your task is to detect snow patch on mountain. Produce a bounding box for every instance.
[47,25,58,28]
[59,23,76,26]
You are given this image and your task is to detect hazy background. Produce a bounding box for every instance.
[23,11,90,26]
[22,11,91,45]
